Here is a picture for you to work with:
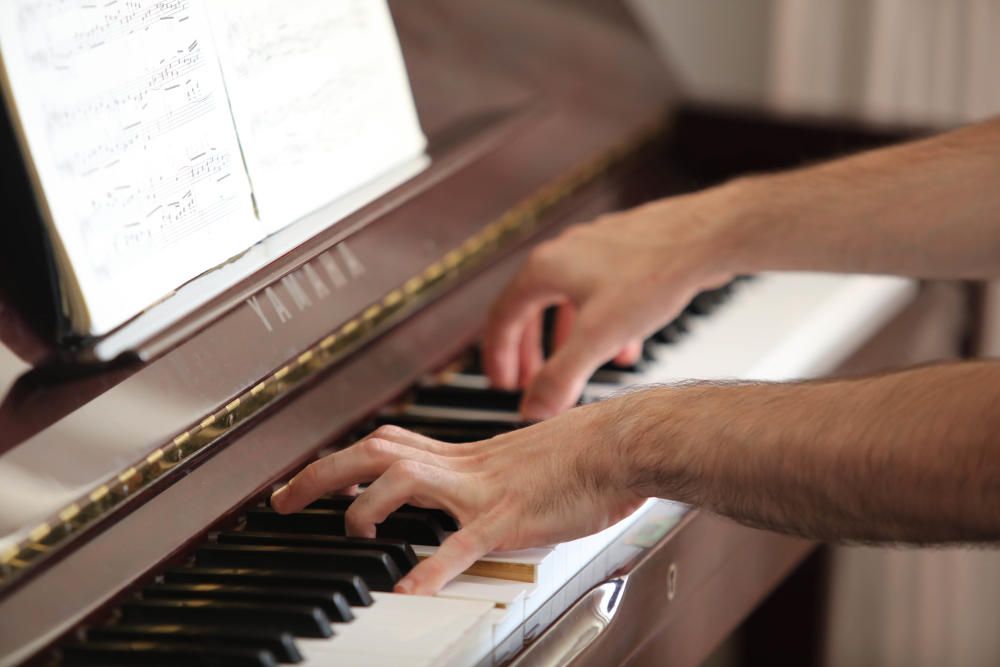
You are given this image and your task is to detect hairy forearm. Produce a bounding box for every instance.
[710,117,1000,279]
[617,361,1000,543]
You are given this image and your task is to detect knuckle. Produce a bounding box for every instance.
[359,437,392,462]
[462,447,490,469]
[561,224,589,240]
[527,241,559,269]
[388,459,423,482]
[371,424,407,441]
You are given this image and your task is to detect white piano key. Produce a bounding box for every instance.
[641,273,916,384]
[747,273,917,380]
[438,574,530,655]
[439,574,530,610]
[297,592,495,667]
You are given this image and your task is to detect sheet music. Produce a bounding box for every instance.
[0,0,260,335]
[208,0,427,232]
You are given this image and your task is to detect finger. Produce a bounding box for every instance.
[517,312,545,390]
[613,339,643,366]
[359,424,447,454]
[345,460,462,539]
[482,270,561,390]
[552,303,576,352]
[481,311,528,391]
[521,301,629,420]
[395,520,497,595]
[271,438,434,514]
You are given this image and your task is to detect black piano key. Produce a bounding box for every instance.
[245,507,447,546]
[143,583,354,623]
[652,316,688,344]
[163,567,373,607]
[596,358,646,374]
[219,530,418,573]
[364,413,522,440]
[308,495,460,532]
[119,599,333,639]
[686,286,732,316]
[195,543,402,592]
[86,625,301,664]
[410,384,523,412]
[396,425,508,443]
[62,640,278,667]
[461,352,484,375]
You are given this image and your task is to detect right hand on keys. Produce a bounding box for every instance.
[270,398,647,595]
[481,187,742,421]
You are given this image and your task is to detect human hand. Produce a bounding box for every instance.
[269,399,644,595]
[482,187,743,420]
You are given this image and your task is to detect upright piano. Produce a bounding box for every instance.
[0,2,940,665]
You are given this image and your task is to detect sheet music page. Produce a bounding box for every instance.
[208,0,427,233]
[0,0,261,335]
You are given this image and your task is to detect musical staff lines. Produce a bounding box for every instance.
[209,0,426,230]
[1,0,259,332]
[19,0,191,66]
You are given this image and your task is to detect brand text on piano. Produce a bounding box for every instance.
[246,243,367,333]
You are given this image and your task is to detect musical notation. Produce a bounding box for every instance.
[19,0,191,67]
[209,0,426,231]
[1,0,259,333]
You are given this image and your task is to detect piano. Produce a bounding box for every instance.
[0,2,950,665]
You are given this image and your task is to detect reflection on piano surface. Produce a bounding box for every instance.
[44,273,915,666]
[0,1,930,666]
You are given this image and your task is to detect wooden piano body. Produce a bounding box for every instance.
[0,2,956,665]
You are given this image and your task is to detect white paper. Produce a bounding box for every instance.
[0,0,261,335]
[208,0,427,232]
[0,0,427,339]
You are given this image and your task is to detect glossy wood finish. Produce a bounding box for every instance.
[0,1,677,662]
[0,0,676,452]
[0,2,942,666]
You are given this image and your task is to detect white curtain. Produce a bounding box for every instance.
[627,0,1000,127]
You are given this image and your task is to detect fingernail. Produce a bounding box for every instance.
[270,484,289,509]
[394,579,412,595]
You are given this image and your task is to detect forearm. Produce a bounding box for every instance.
[617,361,1000,543]
[707,117,1000,279]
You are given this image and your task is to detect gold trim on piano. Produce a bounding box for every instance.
[0,121,667,589]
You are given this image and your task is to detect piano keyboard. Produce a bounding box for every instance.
[55,271,915,667]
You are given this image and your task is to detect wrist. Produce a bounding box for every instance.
[598,386,709,501]
[706,175,781,276]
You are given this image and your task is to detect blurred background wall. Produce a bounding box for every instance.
[627,0,1000,127]
[621,1,1000,665]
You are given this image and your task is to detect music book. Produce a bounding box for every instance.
[0,0,426,339]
